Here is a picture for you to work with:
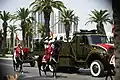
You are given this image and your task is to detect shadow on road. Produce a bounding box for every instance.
[19,75,67,80]
[77,68,91,76]
[22,70,30,73]
[77,68,108,78]
[23,65,32,67]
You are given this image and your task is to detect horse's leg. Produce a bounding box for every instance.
[38,63,42,76]
[19,59,23,73]
[105,75,108,80]
[37,56,43,76]
[44,69,47,76]
[110,76,113,80]
[53,65,56,78]
[39,67,41,76]
[13,60,16,71]
[15,57,19,71]
[43,63,47,76]
[21,62,23,73]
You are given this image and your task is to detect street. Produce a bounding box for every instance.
[0,59,111,80]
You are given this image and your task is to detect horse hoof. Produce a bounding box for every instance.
[53,76,57,79]
[22,72,23,74]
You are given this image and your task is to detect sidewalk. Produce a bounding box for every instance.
[0,54,13,60]
[0,54,39,60]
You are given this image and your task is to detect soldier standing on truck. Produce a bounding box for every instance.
[58,36,64,50]
[57,36,64,61]
[53,37,59,62]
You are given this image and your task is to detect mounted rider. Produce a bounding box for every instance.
[42,40,54,63]
[13,43,23,72]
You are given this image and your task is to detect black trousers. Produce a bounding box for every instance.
[15,54,23,71]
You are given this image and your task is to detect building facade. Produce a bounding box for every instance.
[0,0,112,41]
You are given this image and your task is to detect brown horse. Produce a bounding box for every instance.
[37,55,57,78]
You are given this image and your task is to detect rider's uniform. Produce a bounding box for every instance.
[16,46,21,57]
[42,43,54,63]
[14,44,23,63]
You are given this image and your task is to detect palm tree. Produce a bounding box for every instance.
[8,25,21,48]
[30,0,66,38]
[73,15,79,32]
[25,21,34,48]
[0,29,3,53]
[0,10,11,56]
[86,9,111,35]
[60,9,75,42]
[12,8,34,46]
[37,23,46,39]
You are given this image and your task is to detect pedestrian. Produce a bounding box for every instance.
[105,54,116,80]
[55,36,64,62]
[58,36,64,52]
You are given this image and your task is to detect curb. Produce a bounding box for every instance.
[0,57,13,60]
[0,55,39,60]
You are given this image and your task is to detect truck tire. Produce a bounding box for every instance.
[90,60,104,77]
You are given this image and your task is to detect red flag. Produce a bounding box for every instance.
[16,34,19,41]
[50,32,54,39]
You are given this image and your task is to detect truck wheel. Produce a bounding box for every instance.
[90,60,104,77]
[30,61,36,67]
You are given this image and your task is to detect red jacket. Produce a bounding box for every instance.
[42,44,54,63]
[16,46,21,57]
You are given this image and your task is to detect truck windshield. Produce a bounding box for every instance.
[88,35,108,44]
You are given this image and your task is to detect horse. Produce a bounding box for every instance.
[37,55,57,78]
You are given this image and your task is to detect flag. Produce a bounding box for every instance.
[16,34,19,41]
[50,32,54,39]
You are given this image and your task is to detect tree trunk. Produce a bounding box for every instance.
[0,33,3,54]
[44,12,51,39]
[21,21,26,47]
[11,32,13,48]
[65,24,70,42]
[2,21,7,56]
[100,23,106,35]
[112,0,120,80]
[96,23,106,35]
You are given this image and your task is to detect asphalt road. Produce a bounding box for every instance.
[0,59,113,80]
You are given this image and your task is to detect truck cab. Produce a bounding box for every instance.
[59,30,114,77]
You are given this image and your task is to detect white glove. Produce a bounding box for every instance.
[50,52,53,54]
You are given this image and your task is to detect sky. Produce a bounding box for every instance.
[0,0,113,39]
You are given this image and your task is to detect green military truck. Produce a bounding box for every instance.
[58,30,114,77]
